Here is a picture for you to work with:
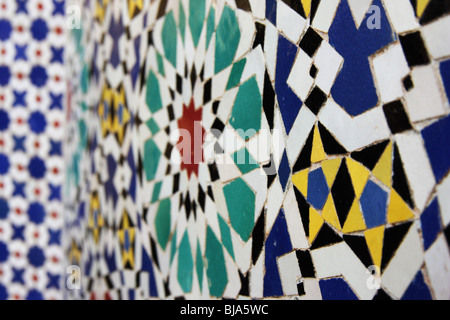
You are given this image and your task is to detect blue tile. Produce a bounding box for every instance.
[278,151,291,192]
[264,209,292,297]
[440,59,450,101]
[329,0,395,116]
[266,0,277,25]
[402,271,432,300]
[360,180,388,229]
[307,168,329,210]
[421,199,442,251]
[319,277,358,300]
[422,115,450,183]
[275,35,303,134]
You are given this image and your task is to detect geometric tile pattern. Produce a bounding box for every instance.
[0,0,448,300]
[0,0,65,300]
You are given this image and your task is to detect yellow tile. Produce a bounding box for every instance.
[321,158,342,188]
[292,169,309,198]
[301,0,311,17]
[365,226,385,269]
[343,200,367,234]
[347,158,370,198]
[311,125,326,163]
[387,189,415,225]
[417,0,431,17]
[372,142,393,188]
[309,207,324,244]
[322,194,341,231]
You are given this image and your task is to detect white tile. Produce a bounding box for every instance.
[311,0,341,33]
[276,0,307,44]
[283,185,309,250]
[266,179,285,235]
[235,10,256,62]
[382,0,419,33]
[347,0,373,29]
[311,242,377,300]
[405,65,447,124]
[437,174,450,227]
[315,41,344,95]
[287,49,314,102]
[425,234,450,300]
[299,278,322,300]
[381,222,424,299]
[318,99,391,152]
[372,43,410,103]
[422,15,450,60]
[278,252,302,296]
[249,0,265,20]
[286,106,316,165]
[250,250,265,298]
[264,22,278,81]
[396,132,436,211]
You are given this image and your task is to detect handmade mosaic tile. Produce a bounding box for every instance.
[0,0,449,300]
[0,0,65,300]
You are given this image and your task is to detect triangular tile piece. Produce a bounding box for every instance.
[310,222,342,250]
[293,128,314,173]
[419,0,450,24]
[322,194,341,231]
[416,0,431,17]
[347,158,370,199]
[331,159,356,228]
[311,125,326,163]
[372,142,393,188]
[347,0,374,29]
[344,234,374,268]
[318,123,347,156]
[351,140,389,171]
[381,222,413,272]
[321,158,342,188]
[310,0,321,23]
[294,187,311,237]
[252,209,265,264]
[373,289,393,300]
[365,226,385,270]
[301,0,312,17]
[393,144,414,209]
[309,207,324,245]
[343,200,367,234]
[387,190,415,225]
[292,169,309,198]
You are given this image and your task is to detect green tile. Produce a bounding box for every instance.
[206,7,215,49]
[151,181,162,203]
[156,52,165,77]
[162,11,177,67]
[146,71,163,113]
[226,59,246,90]
[189,0,205,47]
[155,198,171,250]
[170,229,177,264]
[232,147,259,175]
[205,226,227,297]
[81,64,90,94]
[179,2,186,43]
[195,240,204,291]
[144,138,161,181]
[177,231,194,293]
[229,76,262,139]
[218,214,235,260]
[215,6,240,74]
[223,178,255,242]
[146,118,160,135]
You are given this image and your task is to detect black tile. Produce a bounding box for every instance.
[309,64,318,79]
[419,0,450,25]
[263,71,275,130]
[208,162,220,182]
[373,289,393,300]
[343,235,373,268]
[236,0,251,11]
[167,104,175,121]
[211,118,225,138]
[305,86,327,115]
[297,281,306,296]
[381,222,413,272]
[282,0,306,18]
[399,31,430,67]
[198,186,205,212]
[203,78,212,105]
[351,140,389,170]
[299,28,322,57]
[184,192,191,219]
[383,100,413,134]
[393,144,414,208]
[318,122,347,155]
[172,173,180,194]
[403,75,414,91]
[252,210,265,264]
[176,73,183,94]
[253,22,266,50]
[294,187,310,237]
[239,271,250,296]
[444,224,450,248]
[310,0,321,23]
[310,223,342,250]
[293,127,314,173]
[295,250,315,278]
[331,159,355,227]
[212,101,220,115]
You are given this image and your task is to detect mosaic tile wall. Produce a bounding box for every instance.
[1,0,449,300]
[0,0,66,300]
